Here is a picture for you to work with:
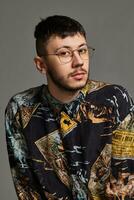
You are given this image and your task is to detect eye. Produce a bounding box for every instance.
[78,47,88,54]
[57,49,71,57]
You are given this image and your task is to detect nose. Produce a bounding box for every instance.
[72,51,84,68]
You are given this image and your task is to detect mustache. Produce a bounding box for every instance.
[68,69,88,77]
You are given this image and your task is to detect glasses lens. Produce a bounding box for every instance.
[58,49,72,64]
[59,55,72,64]
[79,46,89,60]
[58,46,95,64]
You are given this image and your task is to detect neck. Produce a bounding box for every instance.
[47,85,80,104]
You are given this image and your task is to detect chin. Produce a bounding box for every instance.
[66,80,88,91]
[73,78,88,87]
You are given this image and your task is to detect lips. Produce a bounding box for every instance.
[71,70,87,76]
[70,71,87,80]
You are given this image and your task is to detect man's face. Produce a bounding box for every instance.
[44,33,89,92]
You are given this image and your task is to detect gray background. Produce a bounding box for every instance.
[1,0,134,199]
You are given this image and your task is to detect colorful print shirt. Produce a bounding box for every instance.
[5,80,134,200]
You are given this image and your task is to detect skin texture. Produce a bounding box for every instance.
[34,33,89,103]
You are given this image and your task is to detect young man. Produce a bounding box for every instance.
[5,15,134,200]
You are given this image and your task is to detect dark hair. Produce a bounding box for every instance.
[34,15,86,56]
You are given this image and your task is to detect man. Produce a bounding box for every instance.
[5,15,134,200]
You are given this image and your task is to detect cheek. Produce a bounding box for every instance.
[48,63,69,78]
[83,60,89,70]
[52,62,71,76]
[86,58,89,65]
[56,68,70,78]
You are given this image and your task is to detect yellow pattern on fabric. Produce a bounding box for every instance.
[60,112,77,135]
[81,80,92,95]
[87,111,109,123]
[112,129,134,158]
[82,80,109,95]
[90,196,106,200]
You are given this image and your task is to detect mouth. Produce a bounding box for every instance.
[70,71,87,80]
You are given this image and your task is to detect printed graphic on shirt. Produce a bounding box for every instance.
[112,113,134,159]
[18,104,39,128]
[106,172,134,199]
[88,144,111,198]
[60,112,77,136]
[35,130,71,188]
[112,129,134,159]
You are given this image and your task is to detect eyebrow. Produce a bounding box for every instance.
[55,43,87,52]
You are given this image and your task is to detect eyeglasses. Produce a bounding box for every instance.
[43,45,95,64]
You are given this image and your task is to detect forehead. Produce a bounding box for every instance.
[46,33,87,51]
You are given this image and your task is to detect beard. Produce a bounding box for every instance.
[47,67,89,92]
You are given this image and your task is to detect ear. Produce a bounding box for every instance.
[34,56,47,75]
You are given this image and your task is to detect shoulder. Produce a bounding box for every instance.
[85,80,133,103]
[5,85,45,116]
[85,80,134,121]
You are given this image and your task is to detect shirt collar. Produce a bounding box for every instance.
[41,81,91,116]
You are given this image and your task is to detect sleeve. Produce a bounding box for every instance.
[5,98,46,200]
[106,85,134,199]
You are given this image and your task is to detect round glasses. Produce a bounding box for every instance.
[44,45,95,64]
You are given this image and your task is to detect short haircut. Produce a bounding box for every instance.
[34,15,86,56]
